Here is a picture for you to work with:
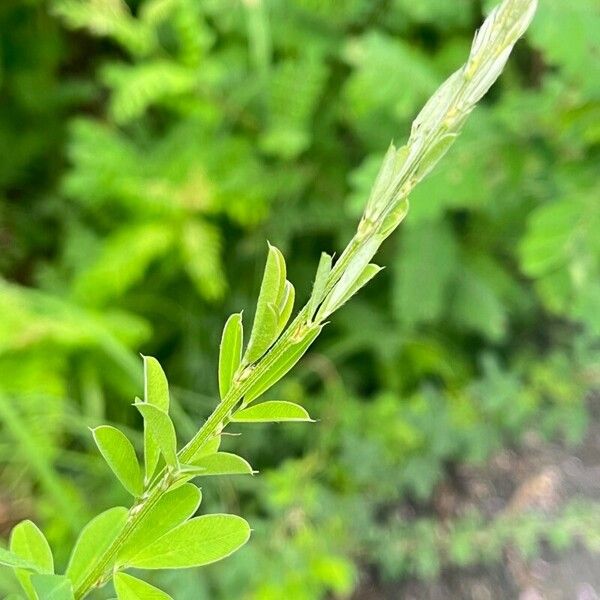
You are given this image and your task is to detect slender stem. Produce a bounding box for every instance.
[74,484,164,598]
[74,234,369,599]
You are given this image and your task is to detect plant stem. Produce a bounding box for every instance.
[73,1,537,595]
[73,234,368,599]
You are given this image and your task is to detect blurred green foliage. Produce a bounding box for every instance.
[0,0,598,597]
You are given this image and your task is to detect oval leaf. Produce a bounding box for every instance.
[10,520,54,599]
[114,572,172,600]
[244,324,322,404]
[232,401,312,423]
[142,356,170,481]
[10,521,53,573]
[117,484,201,566]
[188,452,254,477]
[244,244,286,364]
[92,426,143,497]
[143,356,170,411]
[31,574,74,600]
[218,313,243,399]
[127,514,251,570]
[66,507,128,591]
[135,403,178,469]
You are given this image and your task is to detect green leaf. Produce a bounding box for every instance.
[187,452,254,477]
[10,522,53,572]
[180,219,226,301]
[117,484,201,566]
[92,426,143,497]
[519,198,581,277]
[244,324,322,404]
[232,401,313,423]
[187,434,221,464]
[218,313,243,400]
[413,133,458,182]
[30,575,74,600]
[319,263,383,319]
[72,223,174,307]
[66,507,128,591]
[10,520,54,600]
[318,236,382,320]
[136,403,178,469]
[142,356,170,481]
[246,302,279,366]
[127,514,251,569]
[276,280,295,335]
[114,572,172,600]
[308,252,332,320]
[244,244,287,364]
[393,219,458,327]
[143,356,170,411]
[450,266,507,341]
[363,143,408,218]
[0,546,42,572]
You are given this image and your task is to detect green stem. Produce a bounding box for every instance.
[74,484,164,598]
[71,0,537,594]
[73,234,369,600]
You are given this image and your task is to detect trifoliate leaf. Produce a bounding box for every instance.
[127,514,251,569]
[218,313,243,399]
[232,401,313,423]
[92,426,143,497]
[114,572,172,600]
[117,484,201,566]
[136,403,178,469]
[66,507,128,591]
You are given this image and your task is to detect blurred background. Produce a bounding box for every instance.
[0,0,599,598]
